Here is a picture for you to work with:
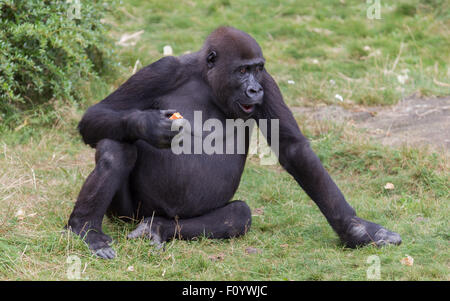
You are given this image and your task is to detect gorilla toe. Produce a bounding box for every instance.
[127,217,167,250]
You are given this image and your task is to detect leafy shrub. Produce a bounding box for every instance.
[0,0,116,118]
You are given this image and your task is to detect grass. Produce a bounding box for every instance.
[0,0,449,280]
[104,0,450,107]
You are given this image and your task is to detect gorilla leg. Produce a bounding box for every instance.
[127,201,252,247]
[67,139,137,259]
[107,180,136,221]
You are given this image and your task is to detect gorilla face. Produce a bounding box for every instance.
[206,52,265,119]
[231,58,265,117]
[203,27,266,119]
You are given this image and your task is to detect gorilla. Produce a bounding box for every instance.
[67,26,401,259]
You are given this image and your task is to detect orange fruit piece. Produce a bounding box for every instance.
[169,112,183,120]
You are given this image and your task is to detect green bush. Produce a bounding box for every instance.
[0,0,116,118]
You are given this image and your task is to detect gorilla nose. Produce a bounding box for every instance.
[246,85,263,101]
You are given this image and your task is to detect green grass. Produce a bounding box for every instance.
[104,0,449,107]
[0,0,449,280]
[0,117,448,280]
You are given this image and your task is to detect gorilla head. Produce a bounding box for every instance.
[202,26,266,119]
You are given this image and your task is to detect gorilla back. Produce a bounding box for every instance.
[67,26,401,259]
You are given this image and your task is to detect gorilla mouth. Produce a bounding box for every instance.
[238,103,255,113]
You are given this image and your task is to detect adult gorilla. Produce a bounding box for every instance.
[67,26,401,259]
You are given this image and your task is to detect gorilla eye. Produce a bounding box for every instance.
[257,65,264,71]
[240,67,247,74]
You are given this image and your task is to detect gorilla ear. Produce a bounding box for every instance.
[206,51,217,68]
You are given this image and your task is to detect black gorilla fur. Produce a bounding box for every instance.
[67,27,401,259]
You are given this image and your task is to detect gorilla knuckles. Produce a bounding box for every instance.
[124,109,178,149]
[68,26,401,259]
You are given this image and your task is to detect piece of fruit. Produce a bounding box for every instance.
[400,255,414,266]
[169,112,183,120]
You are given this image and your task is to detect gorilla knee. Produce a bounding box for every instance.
[95,139,137,173]
[227,201,252,236]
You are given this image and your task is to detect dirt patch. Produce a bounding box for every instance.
[292,97,450,153]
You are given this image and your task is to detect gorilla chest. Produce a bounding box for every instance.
[132,81,250,217]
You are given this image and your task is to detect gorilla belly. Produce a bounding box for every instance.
[131,141,247,219]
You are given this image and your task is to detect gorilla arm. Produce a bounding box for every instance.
[256,71,401,247]
[78,56,186,148]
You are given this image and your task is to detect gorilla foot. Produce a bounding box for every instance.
[341,217,402,248]
[127,217,168,250]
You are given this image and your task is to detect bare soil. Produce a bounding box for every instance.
[292,97,450,153]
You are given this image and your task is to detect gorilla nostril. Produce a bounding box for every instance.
[246,86,262,98]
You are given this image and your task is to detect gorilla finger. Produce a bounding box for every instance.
[94,247,116,259]
[157,140,172,149]
[171,134,184,146]
[161,129,178,140]
[161,120,175,130]
[171,124,184,134]
[160,109,177,118]
[165,117,181,126]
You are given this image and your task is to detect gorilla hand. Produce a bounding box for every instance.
[340,217,402,248]
[125,109,179,148]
